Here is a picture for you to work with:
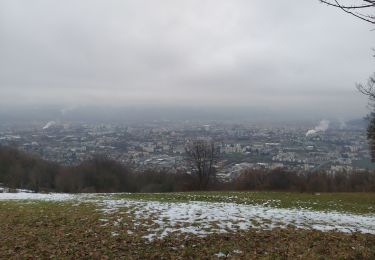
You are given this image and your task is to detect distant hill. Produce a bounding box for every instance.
[346,118,367,128]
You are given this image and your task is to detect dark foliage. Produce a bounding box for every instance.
[0,146,59,192]
[55,157,137,193]
[1,146,375,193]
[0,146,197,193]
[368,111,375,162]
[232,168,375,192]
[133,170,197,193]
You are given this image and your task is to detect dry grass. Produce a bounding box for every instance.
[1,200,375,259]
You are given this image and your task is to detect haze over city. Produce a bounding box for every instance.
[2,1,375,258]
[0,0,374,121]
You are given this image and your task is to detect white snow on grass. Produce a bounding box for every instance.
[2,192,375,241]
[0,192,76,201]
[0,191,109,202]
[99,199,375,241]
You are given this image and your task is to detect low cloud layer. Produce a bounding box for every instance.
[0,0,373,119]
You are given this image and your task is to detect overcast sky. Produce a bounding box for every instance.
[0,0,374,119]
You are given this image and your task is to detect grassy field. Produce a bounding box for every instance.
[114,191,375,214]
[1,192,375,259]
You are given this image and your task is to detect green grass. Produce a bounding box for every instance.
[113,191,375,214]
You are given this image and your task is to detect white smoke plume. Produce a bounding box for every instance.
[42,121,57,130]
[306,120,330,137]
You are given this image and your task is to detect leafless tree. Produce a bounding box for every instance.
[321,1,375,159]
[356,73,375,161]
[320,1,375,98]
[185,139,219,190]
[367,110,375,161]
[320,0,375,24]
[357,73,375,99]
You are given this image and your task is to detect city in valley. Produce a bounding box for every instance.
[1,0,375,258]
[0,119,371,180]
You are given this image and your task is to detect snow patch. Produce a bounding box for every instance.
[2,192,375,241]
[0,192,76,201]
[99,199,375,241]
[214,252,227,258]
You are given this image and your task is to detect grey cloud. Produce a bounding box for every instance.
[0,0,373,119]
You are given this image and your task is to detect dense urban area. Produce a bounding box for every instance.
[0,119,372,182]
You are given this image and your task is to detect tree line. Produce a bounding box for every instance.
[233,169,375,192]
[0,146,197,193]
[1,145,375,193]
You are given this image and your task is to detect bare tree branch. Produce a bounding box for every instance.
[320,0,375,24]
[356,73,375,101]
[320,0,374,9]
